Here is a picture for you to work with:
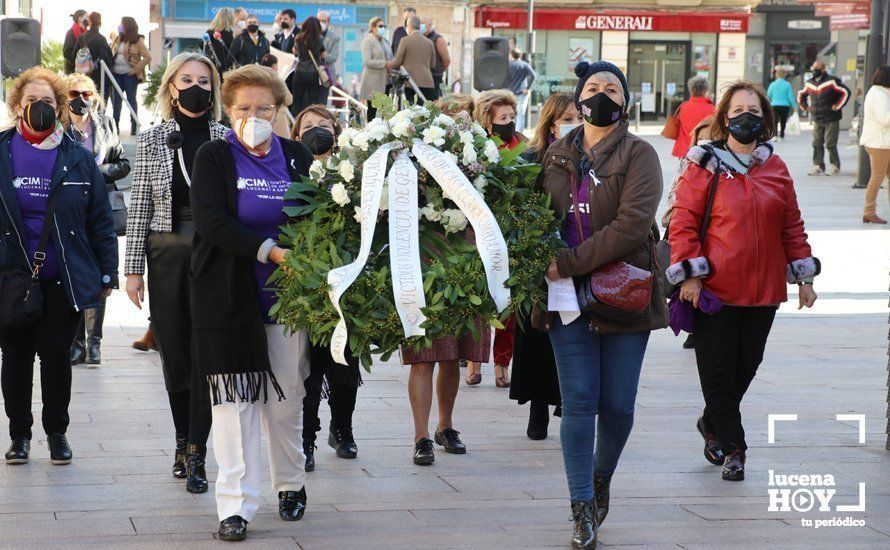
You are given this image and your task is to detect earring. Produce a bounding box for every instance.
[208,100,213,109]
[172,98,179,106]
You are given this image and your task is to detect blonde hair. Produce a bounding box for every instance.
[210,7,236,33]
[473,89,517,132]
[64,73,105,112]
[221,64,291,110]
[158,52,222,121]
[433,93,474,118]
[368,16,383,32]
[6,66,69,126]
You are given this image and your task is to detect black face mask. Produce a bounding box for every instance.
[727,112,763,145]
[175,84,212,114]
[280,22,290,30]
[811,69,823,78]
[24,100,57,132]
[491,121,515,144]
[579,92,624,127]
[247,24,260,34]
[301,126,335,155]
[69,96,92,116]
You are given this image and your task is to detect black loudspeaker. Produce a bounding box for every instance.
[1,18,41,78]
[473,37,509,91]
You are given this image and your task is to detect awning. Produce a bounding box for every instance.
[473,7,751,33]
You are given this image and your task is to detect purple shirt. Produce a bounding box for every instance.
[228,131,295,323]
[564,172,592,248]
[11,132,60,279]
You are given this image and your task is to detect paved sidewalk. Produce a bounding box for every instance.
[0,129,887,549]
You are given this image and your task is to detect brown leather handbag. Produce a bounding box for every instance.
[569,172,653,324]
[660,104,681,140]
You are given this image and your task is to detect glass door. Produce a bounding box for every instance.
[628,41,690,119]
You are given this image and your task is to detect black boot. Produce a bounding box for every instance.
[527,401,550,440]
[696,416,724,466]
[279,488,307,521]
[84,306,104,365]
[172,437,187,478]
[185,443,208,493]
[48,433,72,465]
[218,515,247,541]
[304,441,316,472]
[328,424,358,459]
[593,475,611,526]
[683,333,695,349]
[5,438,30,464]
[70,344,86,365]
[86,341,101,365]
[570,501,597,549]
[722,449,746,481]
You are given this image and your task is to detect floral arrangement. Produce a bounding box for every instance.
[271,97,562,368]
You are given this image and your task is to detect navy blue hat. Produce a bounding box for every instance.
[574,60,630,110]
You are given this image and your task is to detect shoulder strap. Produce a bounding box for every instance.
[31,187,62,275]
[699,169,720,243]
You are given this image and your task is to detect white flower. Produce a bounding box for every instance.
[324,155,340,170]
[309,160,325,180]
[443,151,459,166]
[411,106,430,119]
[458,131,474,145]
[330,182,350,206]
[391,119,413,138]
[337,128,354,149]
[420,206,442,222]
[339,161,355,182]
[441,209,468,233]
[473,175,487,193]
[351,131,370,151]
[366,118,390,141]
[422,126,447,147]
[472,122,487,137]
[434,114,455,127]
[483,140,500,163]
[462,142,477,165]
[353,206,362,223]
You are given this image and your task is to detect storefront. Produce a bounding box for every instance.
[160,1,388,86]
[474,7,750,120]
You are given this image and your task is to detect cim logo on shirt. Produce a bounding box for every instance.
[236,177,291,199]
[12,176,51,195]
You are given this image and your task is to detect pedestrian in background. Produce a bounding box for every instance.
[72,12,114,103]
[125,52,227,495]
[670,76,715,158]
[233,7,248,31]
[360,17,393,120]
[291,16,328,116]
[388,16,435,105]
[537,60,667,549]
[798,60,850,176]
[859,65,890,224]
[507,49,537,133]
[317,11,341,84]
[391,6,416,56]
[230,14,270,67]
[767,69,796,140]
[63,10,89,75]
[64,73,130,367]
[669,81,818,483]
[1,67,118,467]
[189,65,314,542]
[271,9,298,55]
[109,17,151,136]
[205,7,237,76]
[421,16,449,101]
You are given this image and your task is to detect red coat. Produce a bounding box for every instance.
[671,96,716,158]
[667,144,819,306]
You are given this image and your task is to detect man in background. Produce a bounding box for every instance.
[272,9,298,54]
[317,10,341,83]
[233,7,248,30]
[391,7,416,56]
[421,16,450,101]
[798,60,850,176]
[388,15,435,105]
[508,48,537,133]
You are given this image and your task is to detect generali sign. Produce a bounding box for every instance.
[474,8,750,33]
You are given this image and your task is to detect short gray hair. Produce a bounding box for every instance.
[407,16,421,30]
[688,76,710,97]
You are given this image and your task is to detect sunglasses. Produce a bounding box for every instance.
[377,24,386,28]
[68,90,94,99]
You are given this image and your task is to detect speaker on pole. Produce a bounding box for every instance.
[1,18,41,78]
[473,37,509,91]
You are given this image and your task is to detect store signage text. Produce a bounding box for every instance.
[574,15,653,31]
[788,20,824,30]
[474,8,749,34]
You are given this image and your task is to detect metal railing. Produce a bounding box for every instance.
[98,60,140,134]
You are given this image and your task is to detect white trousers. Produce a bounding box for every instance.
[211,325,311,522]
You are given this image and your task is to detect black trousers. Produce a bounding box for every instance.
[302,347,360,446]
[772,106,791,138]
[291,73,329,117]
[694,306,777,454]
[405,87,437,106]
[1,279,81,440]
[72,297,106,350]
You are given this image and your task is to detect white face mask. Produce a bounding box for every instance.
[235,117,273,149]
[236,20,247,30]
[320,22,328,33]
[558,123,581,138]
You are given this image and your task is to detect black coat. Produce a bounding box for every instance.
[272,30,297,55]
[230,29,271,67]
[204,29,236,74]
[189,137,313,403]
[798,74,851,123]
[73,30,114,89]
[65,111,130,186]
[63,27,79,74]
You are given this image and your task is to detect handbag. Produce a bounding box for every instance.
[660,104,681,140]
[0,188,61,330]
[569,172,654,325]
[307,50,331,88]
[108,186,128,237]
[657,168,720,298]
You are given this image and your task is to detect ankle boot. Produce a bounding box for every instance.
[132,327,157,351]
[570,501,597,549]
[527,401,550,440]
[593,475,611,526]
[172,437,187,478]
[185,443,208,493]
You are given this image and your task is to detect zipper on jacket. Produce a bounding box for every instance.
[0,191,32,269]
[53,214,80,312]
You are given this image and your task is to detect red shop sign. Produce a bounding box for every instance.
[473,8,750,33]
[814,2,870,17]
[829,12,870,29]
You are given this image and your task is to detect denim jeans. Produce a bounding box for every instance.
[515,92,528,133]
[112,72,139,131]
[549,316,650,502]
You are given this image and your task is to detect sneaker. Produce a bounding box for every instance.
[47,433,72,465]
[826,164,840,176]
[4,438,30,464]
[413,437,435,465]
[434,427,467,454]
[807,165,824,176]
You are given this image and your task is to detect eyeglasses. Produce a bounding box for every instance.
[376,24,386,29]
[67,90,94,99]
[231,104,277,119]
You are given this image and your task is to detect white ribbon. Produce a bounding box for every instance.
[328,140,511,365]
[388,150,428,338]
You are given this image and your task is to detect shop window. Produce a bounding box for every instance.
[173,0,205,20]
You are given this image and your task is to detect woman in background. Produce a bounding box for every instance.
[767,70,797,140]
[205,7,237,76]
[109,16,151,135]
[360,17,393,120]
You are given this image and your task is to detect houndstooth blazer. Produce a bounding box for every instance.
[124,118,228,275]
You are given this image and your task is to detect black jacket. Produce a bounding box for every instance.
[203,29,236,74]
[65,111,130,187]
[63,27,80,74]
[0,129,118,312]
[189,137,313,402]
[229,29,270,67]
[272,30,297,54]
[798,73,851,123]
[391,26,408,56]
[73,29,114,86]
